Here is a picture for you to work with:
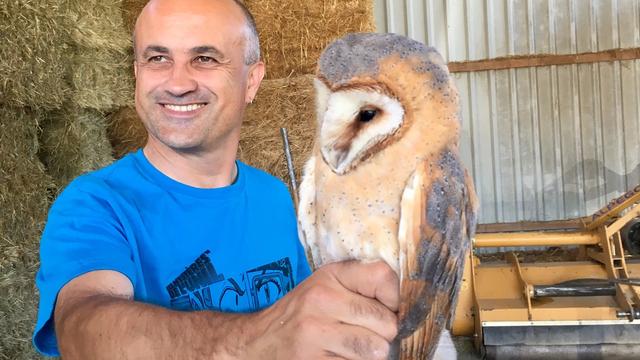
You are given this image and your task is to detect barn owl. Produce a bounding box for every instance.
[298,33,478,360]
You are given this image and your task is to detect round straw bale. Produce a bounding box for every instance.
[239,75,316,184]
[0,106,55,360]
[107,106,147,158]
[0,1,72,110]
[246,0,376,79]
[71,48,135,111]
[39,107,114,189]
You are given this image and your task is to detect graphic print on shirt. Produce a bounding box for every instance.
[166,250,295,312]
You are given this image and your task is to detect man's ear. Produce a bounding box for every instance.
[133,60,138,79]
[245,61,265,104]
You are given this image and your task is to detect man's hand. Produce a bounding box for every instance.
[246,260,399,360]
[54,261,398,360]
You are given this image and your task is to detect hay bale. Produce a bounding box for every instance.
[60,0,135,111]
[64,0,132,52]
[246,0,375,78]
[0,0,72,110]
[122,0,148,33]
[107,106,147,159]
[239,75,316,183]
[63,0,134,111]
[39,107,114,189]
[0,106,55,360]
[71,48,134,111]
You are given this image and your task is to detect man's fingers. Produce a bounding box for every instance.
[323,323,391,360]
[265,260,399,359]
[346,295,398,342]
[327,260,400,312]
[320,288,398,341]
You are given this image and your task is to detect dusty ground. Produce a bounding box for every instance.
[454,336,483,359]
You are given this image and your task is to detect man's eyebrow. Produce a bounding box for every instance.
[141,45,170,58]
[192,46,225,58]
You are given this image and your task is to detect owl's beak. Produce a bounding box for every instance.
[321,145,349,175]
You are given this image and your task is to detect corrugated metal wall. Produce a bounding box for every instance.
[375,0,640,224]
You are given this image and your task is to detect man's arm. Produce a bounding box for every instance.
[55,270,256,359]
[55,261,399,360]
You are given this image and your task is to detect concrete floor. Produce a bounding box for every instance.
[432,332,483,359]
[453,336,483,359]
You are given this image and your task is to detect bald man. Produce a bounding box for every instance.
[32,0,398,359]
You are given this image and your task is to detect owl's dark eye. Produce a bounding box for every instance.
[358,109,377,122]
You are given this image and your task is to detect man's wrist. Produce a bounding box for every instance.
[198,310,264,360]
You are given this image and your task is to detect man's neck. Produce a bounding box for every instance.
[143,139,238,189]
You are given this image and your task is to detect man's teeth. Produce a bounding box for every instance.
[164,104,205,112]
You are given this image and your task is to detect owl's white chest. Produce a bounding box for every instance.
[313,153,418,274]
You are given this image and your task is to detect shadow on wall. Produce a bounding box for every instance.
[479,159,640,224]
[561,159,640,205]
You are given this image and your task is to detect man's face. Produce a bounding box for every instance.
[133,0,262,152]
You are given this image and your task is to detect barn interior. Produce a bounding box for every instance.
[2,0,640,359]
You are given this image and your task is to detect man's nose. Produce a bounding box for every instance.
[165,63,198,97]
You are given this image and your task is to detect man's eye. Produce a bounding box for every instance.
[195,56,217,64]
[148,56,168,63]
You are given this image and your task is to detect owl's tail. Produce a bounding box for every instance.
[389,275,458,360]
[388,318,443,360]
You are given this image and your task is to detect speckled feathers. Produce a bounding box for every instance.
[318,33,450,91]
[298,33,478,360]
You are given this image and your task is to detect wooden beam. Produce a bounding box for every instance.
[448,48,640,73]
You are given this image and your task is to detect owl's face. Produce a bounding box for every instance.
[315,79,405,175]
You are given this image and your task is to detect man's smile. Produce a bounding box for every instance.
[161,103,206,111]
[160,103,208,116]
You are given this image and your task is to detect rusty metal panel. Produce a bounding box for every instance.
[374,0,640,225]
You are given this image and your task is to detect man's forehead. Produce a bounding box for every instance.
[138,0,244,20]
[134,0,247,45]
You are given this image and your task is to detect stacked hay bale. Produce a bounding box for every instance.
[39,0,133,190]
[122,0,148,33]
[0,2,69,358]
[1,1,132,358]
[105,0,147,158]
[0,108,55,359]
[108,106,148,159]
[0,1,71,110]
[239,75,316,181]
[239,0,376,188]
[40,108,115,187]
[246,0,375,79]
[67,0,133,110]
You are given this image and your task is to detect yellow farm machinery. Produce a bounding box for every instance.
[452,186,640,359]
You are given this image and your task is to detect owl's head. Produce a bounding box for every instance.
[314,33,454,175]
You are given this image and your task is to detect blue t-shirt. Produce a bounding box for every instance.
[33,150,311,356]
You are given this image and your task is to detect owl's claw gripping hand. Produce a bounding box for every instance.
[244,260,399,360]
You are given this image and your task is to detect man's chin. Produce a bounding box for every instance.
[148,134,205,153]
[164,141,204,153]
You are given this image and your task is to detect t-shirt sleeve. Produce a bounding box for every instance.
[32,177,136,356]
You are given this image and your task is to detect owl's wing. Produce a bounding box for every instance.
[395,152,478,358]
[297,156,321,270]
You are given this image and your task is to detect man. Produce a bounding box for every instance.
[33,0,399,359]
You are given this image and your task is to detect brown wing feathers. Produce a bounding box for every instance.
[393,149,476,360]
